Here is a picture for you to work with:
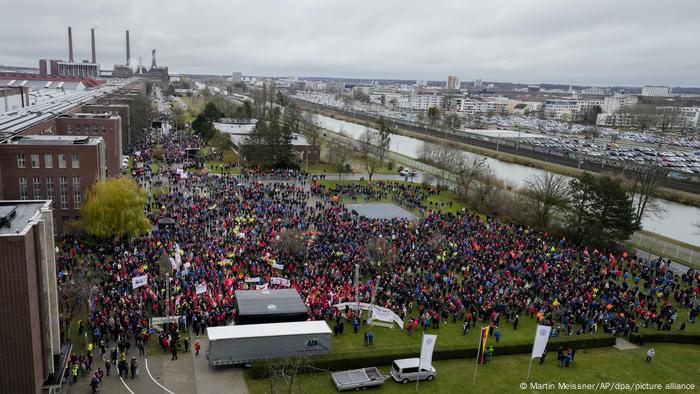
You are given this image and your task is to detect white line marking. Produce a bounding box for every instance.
[120,376,136,394]
[145,357,176,394]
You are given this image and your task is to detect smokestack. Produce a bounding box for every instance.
[91,28,96,63]
[68,27,74,62]
[151,48,157,68]
[126,30,130,65]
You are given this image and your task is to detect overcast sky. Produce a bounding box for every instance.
[2,0,699,86]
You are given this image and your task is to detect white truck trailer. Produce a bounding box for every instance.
[207,321,332,367]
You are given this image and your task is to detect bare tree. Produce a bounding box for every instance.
[521,173,570,228]
[356,128,383,182]
[473,168,501,211]
[627,165,667,226]
[454,154,487,201]
[419,143,460,189]
[300,112,322,148]
[328,139,350,181]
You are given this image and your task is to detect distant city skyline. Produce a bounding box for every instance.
[2,0,699,87]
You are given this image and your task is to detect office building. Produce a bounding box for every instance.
[446,75,460,90]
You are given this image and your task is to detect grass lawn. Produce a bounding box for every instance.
[246,343,700,394]
[316,179,465,214]
[150,162,161,174]
[205,161,241,175]
[222,149,239,163]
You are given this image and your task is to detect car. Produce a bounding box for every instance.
[390,358,436,384]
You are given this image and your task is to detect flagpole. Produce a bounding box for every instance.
[527,357,533,380]
[473,333,481,385]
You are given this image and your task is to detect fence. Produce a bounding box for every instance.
[627,232,700,269]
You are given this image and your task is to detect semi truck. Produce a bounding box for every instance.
[207,321,332,367]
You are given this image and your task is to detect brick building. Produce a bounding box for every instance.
[0,200,68,394]
[0,135,107,234]
[54,113,122,176]
[82,104,130,152]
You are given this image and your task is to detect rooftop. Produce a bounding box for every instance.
[207,321,331,341]
[0,200,50,236]
[235,289,308,316]
[2,135,102,145]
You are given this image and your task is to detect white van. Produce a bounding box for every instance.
[390,358,436,384]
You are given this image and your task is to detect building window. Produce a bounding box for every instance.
[19,177,28,200]
[44,154,53,168]
[46,177,54,203]
[100,125,106,133]
[67,124,73,133]
[31,154,40,168]
[33,177,41,199]
[17,154,26,168]
[59,176,68,209]
[75,124,80,133]
[91,124,98,132]
[71,154,80,169]
[72,177,81,208]
[58,154,67,168]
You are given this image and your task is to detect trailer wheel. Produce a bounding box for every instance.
[427,375,435,381]
[402,378,409,384]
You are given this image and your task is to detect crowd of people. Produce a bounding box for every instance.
[56,118,700,388]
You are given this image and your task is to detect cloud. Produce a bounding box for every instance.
[1,0,698,86]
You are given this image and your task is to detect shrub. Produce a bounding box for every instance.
[628,333,700,345]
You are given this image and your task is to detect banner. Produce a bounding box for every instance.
[272,262,284,270]
[245,277,261,283]
[531,325,552,359]
[256,283,269,290]
[419,334,437,371]
[372,307,394,323]
[195,282,208,295]
[478,326,490,364]
[132,274,148,289]
[174,243,182,269]
[270,277,291,287]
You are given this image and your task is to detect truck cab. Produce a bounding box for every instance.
[390,358,436,384]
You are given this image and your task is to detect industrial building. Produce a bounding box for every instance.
[113,30,169,84]
[39,27,100,79]
[0,135,107,234]
[0,200,67,394]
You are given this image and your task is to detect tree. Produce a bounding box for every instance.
[243,107,294,167]
[78,177,150,239]
[521,173,569,228]
[202,102,224,121]
[427,106,441,128]
[577,105,602,125]
[375,116,392,164]
[627,164,666,226]
[328,139,350,181]
[473,168,501,212]
[442,112,462,135]
[357,128,382,182]
[300,112,322,148]
[275,228,308,262]
[454,154,487,201]
[656,107,682,147]
[566,172,638,244]
[192,114,216,141]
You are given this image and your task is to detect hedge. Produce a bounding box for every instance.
[249,335,616,379]
[628,333,700,345]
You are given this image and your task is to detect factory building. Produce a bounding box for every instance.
[0,200,67,394]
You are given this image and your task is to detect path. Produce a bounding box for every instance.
[614,337,639,350]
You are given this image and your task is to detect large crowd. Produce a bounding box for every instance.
[56,121,700,390]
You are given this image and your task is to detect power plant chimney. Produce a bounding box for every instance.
[68,27,74,62]
[126,30,130,65]
[151,48,157,68]
[91,28,96,63]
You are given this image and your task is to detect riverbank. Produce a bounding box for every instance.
[300,102,700,208]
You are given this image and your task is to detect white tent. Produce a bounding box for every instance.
[333,302,404,329]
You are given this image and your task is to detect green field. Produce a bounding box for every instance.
[317,179,465,214]
[246,343,700,394]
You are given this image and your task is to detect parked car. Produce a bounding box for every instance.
[390,358,436,384]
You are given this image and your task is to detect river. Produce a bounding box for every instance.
[314,113,700,247]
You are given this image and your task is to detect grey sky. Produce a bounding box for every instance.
[2,0,699,86]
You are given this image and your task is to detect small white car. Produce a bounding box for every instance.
[390,358,436,384]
